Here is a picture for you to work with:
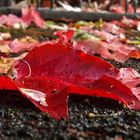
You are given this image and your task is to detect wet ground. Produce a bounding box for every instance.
[0,95,140,140]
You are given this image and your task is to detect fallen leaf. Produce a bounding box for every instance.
[9,43,140,119]
[129,50,140,59]
[9,36,39,53]
[21,6,45,28]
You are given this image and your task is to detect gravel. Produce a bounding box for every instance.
[0,95,140,140]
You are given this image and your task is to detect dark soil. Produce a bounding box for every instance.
[108,58,140,73]
[0,26,56,41]
[0,94,140,140]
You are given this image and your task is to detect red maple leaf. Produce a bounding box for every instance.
[0,43,140,119]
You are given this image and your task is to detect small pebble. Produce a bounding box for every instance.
[88,112,95,118]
